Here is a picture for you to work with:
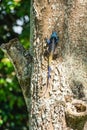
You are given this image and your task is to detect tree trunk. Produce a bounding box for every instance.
[0,0,87,130]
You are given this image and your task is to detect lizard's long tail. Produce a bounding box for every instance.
[48,38,55,78]
[46,38,55,93]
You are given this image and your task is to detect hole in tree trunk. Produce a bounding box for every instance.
[73,103,86,112]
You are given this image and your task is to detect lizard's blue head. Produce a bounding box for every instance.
[51,32,59,43]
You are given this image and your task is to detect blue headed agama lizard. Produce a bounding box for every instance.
[43,31,59,96]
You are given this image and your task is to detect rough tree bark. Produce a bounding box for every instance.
[0,0,87,130]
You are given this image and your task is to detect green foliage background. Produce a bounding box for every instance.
[0,0,31,129]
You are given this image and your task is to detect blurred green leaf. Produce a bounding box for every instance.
[0,119,3,125]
